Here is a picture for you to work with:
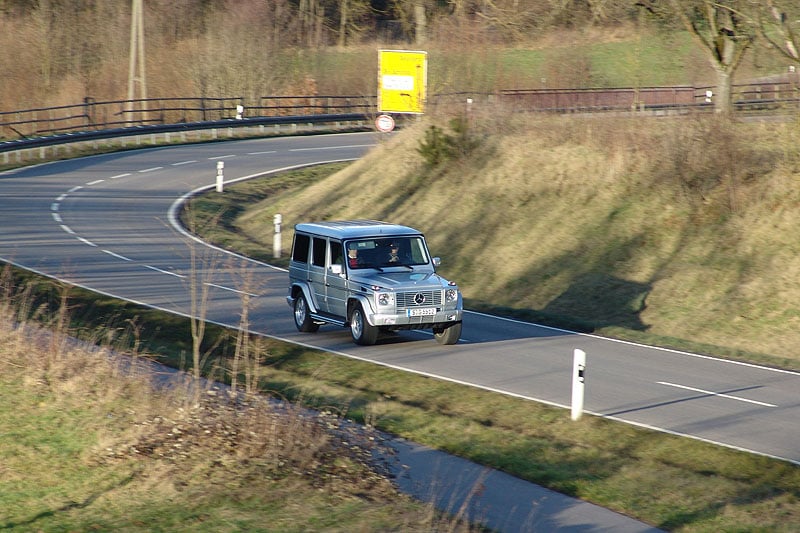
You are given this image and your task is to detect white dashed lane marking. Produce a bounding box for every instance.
[657,381,777,408]
[103,250,132,261]
[144,265,185,278]
[48,158,266,297]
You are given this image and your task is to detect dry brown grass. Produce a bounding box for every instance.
[0,272,475,531]
[254,112,800,364]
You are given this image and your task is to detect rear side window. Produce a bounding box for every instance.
[292,233,310,263]
[312,237,327,267]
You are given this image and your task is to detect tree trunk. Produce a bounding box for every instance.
[414,2,426,46]
[338,0,348,47]
[714,67,732,114]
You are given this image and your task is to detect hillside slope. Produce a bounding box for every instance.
[242,114,800,367]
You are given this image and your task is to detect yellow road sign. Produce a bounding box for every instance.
[378,50,427,114]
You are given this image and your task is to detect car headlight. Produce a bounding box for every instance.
[445,289,458,303]
[377,292,393,306]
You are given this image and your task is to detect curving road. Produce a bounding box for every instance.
[1,132,798,469]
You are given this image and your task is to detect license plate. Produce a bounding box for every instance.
[408,307,437,317]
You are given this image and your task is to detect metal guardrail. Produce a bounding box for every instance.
[0,113,370,152]
[0,96,376,140]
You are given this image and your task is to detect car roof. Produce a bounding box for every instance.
[294,220,423,240]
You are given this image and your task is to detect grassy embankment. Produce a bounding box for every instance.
[198,114,800,370]
[180,113,800,530]
[0,267,470,531]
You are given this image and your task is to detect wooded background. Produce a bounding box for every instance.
[1,1,799,114]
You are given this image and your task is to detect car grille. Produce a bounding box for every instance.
[396,290,442,309]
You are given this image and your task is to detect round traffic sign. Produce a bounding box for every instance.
[375,114,395,133]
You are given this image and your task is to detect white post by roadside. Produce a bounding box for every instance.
[215,161,225,193]
[571,348,586,421]
[273,213,282,258]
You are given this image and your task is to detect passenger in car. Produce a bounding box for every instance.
[348,247,359,268]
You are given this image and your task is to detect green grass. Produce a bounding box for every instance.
[4,242,800,530]
[0,302,450,531]
[0,378,433,531]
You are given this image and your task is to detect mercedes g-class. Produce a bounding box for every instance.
[286,220,463,345]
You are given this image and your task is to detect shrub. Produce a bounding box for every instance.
[416,116,481,168]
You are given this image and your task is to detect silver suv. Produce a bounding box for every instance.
[286,220,463,345]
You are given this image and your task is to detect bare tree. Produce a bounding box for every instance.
[177,204,226,388]
[388,0,437,45]
[228,257,267,397]
[298,0,328,47]
[338,0,350,46]
[665,1,757,114]
[414,1,427,45]
[758,1,800,63]
[337,0,372,47]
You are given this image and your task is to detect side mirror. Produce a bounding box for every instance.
[330,264,343,275]
[432,257,441,267]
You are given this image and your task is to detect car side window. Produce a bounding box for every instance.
[312,237,326,267]
[292,233,310,263]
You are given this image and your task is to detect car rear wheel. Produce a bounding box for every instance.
[433,322,461,345]
[350,304,378,345]
[294,294,319,333]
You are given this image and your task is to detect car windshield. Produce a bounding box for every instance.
[345,236,429,269]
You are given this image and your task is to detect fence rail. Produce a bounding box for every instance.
[2,80,798,151]
[497,81,800,113]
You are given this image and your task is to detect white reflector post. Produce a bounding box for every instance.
[571,348,586,421]
[216,161,225,193]
[273,213,282,259]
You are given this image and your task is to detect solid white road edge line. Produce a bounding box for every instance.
[3,251,797,467]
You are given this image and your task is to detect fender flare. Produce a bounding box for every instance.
[290,282,320,314]
[347,293,377,325]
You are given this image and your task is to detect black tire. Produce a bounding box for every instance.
[293,293,319,333]
[433,322,462,345]
[350,304,378,345]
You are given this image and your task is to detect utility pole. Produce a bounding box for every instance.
[127,0,147,125]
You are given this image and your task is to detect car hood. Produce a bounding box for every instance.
[349,270,455,290]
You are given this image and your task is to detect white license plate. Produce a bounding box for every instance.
[408,307,437,317]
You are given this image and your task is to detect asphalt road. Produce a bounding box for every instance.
[1,133,797,466]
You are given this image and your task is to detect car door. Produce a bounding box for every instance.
[308,236,327,312]
[325,239,348,319]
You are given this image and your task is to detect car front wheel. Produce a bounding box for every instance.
[350,304,378,345]
[433,322,461,345]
